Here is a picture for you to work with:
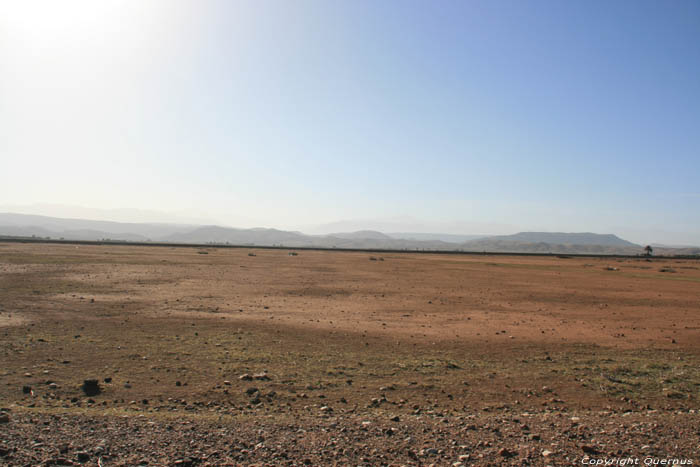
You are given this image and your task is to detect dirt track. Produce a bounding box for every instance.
[1,242,699,465]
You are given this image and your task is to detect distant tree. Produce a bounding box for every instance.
[644,245,653,256]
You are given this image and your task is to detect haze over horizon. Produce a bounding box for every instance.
[2,1,699,246]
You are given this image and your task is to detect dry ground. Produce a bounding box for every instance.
[1,242,699,466]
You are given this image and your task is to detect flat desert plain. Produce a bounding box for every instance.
[1,242,699,466]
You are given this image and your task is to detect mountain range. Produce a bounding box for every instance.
[1,213,698,256]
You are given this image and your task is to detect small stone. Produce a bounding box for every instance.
[0,413,9,423]
[239,374,253,381]
[542,450,553,457]
[50,458,74,466]
[498,448,514,457]
[82,379,101,396]
[76,451,90,462]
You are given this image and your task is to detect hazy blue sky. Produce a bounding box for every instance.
[1,1,699,244]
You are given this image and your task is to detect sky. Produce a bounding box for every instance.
[1,0,699,244]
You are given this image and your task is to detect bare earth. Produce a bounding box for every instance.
[1,242,699,466]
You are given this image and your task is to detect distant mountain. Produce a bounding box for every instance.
[0,213,192,240]
[1,213,696,255]
[162,226,309,245]
[0,223,151,242]
[476,232,638,247]
[388,232,485,243]
[164,226,456,250]
[328,230,393,240]
[651,242,699,249]
[460,232,642,254]
[0,225,58,239]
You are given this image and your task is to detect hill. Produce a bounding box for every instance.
[460,232,642,254]
[1,213,696,255]
[475,232,638,247]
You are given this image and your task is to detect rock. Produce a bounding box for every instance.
[664,390,686,399]
[49,382,58,390]
[390,415,400,422]
[22,385,32,394]
[542,450,553,457]
[581,445,598,454]
[253,373,270,381]
[76,451,90,463]
[48,458,74,466]
[0,413,9,423]
[81,379,101,396]
[245,387,259,396]
[498,448,514,457]
[223,380,231,385]
[239,374,253,381]
[104,377,112,383]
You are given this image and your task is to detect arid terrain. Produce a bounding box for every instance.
[1,242,699,466]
